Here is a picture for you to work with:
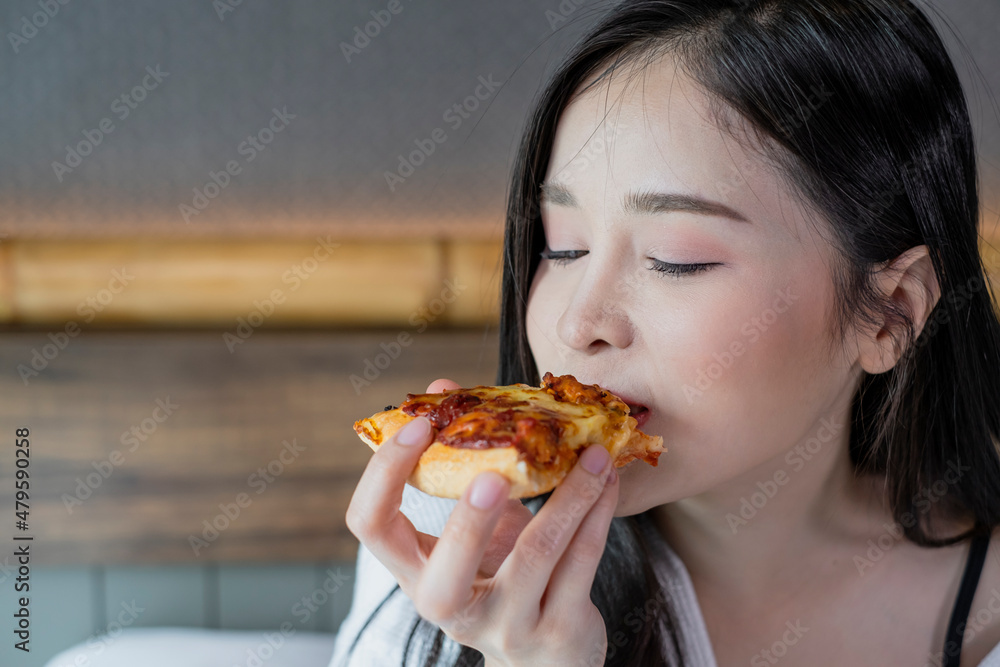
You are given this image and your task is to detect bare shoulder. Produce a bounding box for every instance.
[961,528,1000,666]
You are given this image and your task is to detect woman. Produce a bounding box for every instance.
[333,0,1000,664]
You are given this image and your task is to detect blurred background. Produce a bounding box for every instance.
[0,0,997,665]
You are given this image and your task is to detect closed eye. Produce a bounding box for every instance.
[649,259,720,277]
[540,248,588,266]
[540,249,720,277]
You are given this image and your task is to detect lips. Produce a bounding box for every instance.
[607,389,651,428]
[625,403,650,428]
[562,374,652,429]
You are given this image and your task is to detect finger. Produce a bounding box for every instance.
[497,444,612,596]
[414,470,510,622]
[345,416,436,584]
[426,378,461,393]
[544,465,618,611]
[480,499,534,577]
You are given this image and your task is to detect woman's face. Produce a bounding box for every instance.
[525,55,862,516]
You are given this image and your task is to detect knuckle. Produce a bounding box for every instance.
[441,509,486,547]
[412,590,455,625]
[568,465,608,503]
[368,446,399,476]
[344,505,366,539]
[439,607,481,645]
[515,524,560,569]
[568,529,606,566]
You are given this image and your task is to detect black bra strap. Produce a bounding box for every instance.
[943,533,991,667]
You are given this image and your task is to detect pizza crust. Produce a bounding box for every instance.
[354,406,664,499]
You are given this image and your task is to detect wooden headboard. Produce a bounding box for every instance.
[0,328,498,565]
[0,236,502,566]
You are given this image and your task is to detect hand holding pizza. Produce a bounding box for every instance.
[345,378,622,666]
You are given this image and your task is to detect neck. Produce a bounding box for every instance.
[653,405,889,602]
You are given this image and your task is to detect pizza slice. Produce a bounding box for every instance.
[353,372,664,499]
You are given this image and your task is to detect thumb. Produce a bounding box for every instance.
[426,378,461,394]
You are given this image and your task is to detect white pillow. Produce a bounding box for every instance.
[44,627,336,667]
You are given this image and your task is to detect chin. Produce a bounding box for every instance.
[611,457,665,517]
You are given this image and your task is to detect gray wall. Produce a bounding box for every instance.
[0,0,997,237]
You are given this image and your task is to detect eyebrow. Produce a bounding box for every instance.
[539,181,750,223]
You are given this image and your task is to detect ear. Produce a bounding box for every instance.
[857,245,942,374]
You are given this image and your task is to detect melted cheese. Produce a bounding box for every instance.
[398,373,634,470]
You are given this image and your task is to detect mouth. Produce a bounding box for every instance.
[625,403,651,429]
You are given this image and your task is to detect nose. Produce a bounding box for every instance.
[555,267,635,353]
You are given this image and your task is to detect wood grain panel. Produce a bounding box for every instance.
[446,240,503,326]
[0,330,498,566]
[3,239,451,326]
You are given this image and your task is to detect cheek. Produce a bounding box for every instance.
[525,265,562,368]
[665,268,837,451]
[679,265,824,375]
[616,271,838,511]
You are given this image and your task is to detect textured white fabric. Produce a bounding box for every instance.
[327,484,461,667]
[634,517,718,667]
[983,644,1000,666]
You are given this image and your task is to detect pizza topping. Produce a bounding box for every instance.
[399,383,579,469]
[541,372,627,414]
[402,392,483,429]
[425,407,565,468]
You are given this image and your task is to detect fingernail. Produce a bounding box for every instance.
[396,417,431,446]
[469,473,506,510]
[581,445,610,475]
[604,466,618,486]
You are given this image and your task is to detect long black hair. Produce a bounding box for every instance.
[341,1,1000,664]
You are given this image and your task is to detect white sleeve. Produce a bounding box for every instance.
[328,485,459,667]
